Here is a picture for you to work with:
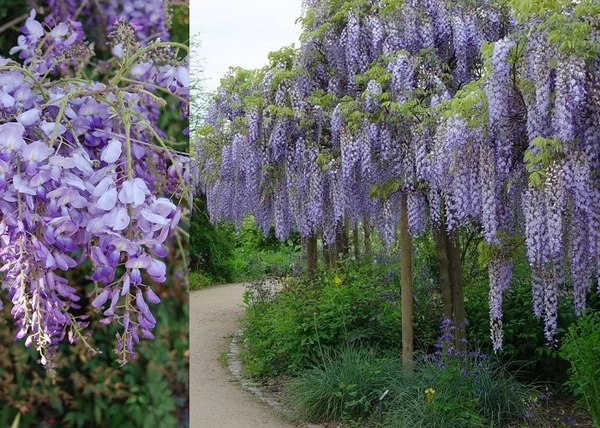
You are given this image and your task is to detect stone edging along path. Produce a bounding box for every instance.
[226,329,325,428]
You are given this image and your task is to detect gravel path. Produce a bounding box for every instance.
[189,283,296,428]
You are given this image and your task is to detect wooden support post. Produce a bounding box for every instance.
[400,194,413,374]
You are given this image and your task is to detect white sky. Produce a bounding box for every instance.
[190,0,303,92]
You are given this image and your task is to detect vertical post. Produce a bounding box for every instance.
[339,216,350,258]
[400,193,413,374]
[448,231,466,351]
[434,224,453,322]
[323,240,331,269]
[353,221,360,261]
[307,233,318,278]
[363,215,372,265]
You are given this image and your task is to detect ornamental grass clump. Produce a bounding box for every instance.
[385,319,539,427]
[286,345,403,423]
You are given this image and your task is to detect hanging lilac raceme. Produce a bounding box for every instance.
[0,11,188,370]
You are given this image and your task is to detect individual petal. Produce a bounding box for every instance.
[54,251,77,270]
[152,244,168,258]
[91,288,110,308]
[17,108,41,126]
[141,209,170,225]
[12,175,36,195]
[154,198,176,216]
[118,180,134,204]
[111,43,123,58]
[123,311,130,332]
[96,187,118,211]
[131,62,152,77]
[58,189,87,208]
[146,259,166,279]
[135,287,149,315]
[22,140,54,162]
[125,256,152,270]
[140,329,154,339]
[111,237,138,255]
[130,268,142,285]
[23,10,44,38]
[108,249,120,267]
[103,288,120,317]
[0,122,25,151]
[100,139,122,164]
[145,287,161,304]
[40,120,67,137]
[73,153,93,175]
[90,246,108,266]
[92,176,114,198]
[45,252,56,269]
[50,22,68,38]
[0,89,15,108]
[121,273,131,296]
[86,217,105,234]
[113,207,130,231]
[30,171,51,187]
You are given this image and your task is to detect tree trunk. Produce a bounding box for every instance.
[363,216,372,265]
[301,235,307,265]
[323,240,331,269]
[400,194,414,374]
[318,229,328,269]
[353,221,360,261]
[434,222,466,352]
[335,221,344,263]
[434,225,453,322]
[448,231,466,351]
[341,217,350,258]
[307,234,318,278]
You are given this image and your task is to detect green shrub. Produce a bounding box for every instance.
[228,247,301,283]
[286,346,403,422]
[560,311,600,426]
[189,195,236,282]
[240,264,403,378]
[189,212,301,285]
[189,271,213,291]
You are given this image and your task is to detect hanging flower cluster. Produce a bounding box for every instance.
[1,7,188,374]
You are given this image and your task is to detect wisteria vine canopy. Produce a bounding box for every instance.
[196,0,600,351]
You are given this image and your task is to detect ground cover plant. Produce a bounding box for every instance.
[0,0,189,425]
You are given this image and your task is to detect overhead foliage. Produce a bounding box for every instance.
[196,0,600,351]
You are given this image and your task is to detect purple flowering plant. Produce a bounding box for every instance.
[0,6,189,376]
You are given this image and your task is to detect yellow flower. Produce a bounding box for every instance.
[425,387,436,404]
[333,275,343,287]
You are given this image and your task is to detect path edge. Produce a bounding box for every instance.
[227,330,324,428]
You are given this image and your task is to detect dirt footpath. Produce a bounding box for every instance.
[189,283,295,428]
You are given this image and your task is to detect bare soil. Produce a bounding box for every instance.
[189,283,296,428]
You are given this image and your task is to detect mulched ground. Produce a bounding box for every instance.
[531,396,593,428]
